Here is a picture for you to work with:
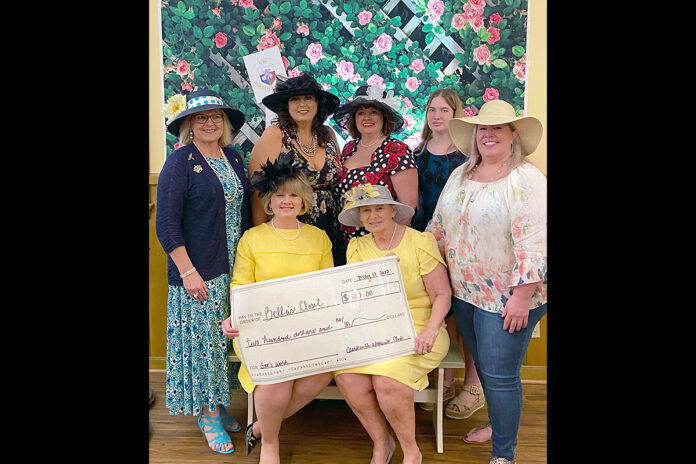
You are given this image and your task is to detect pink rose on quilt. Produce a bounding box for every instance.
[297,24,309,36]
[373,33,393,54]
[469,0,486,11]
[239,0,254,8]
[336,60,354,81]
[367,74,385,88]
[214,32,227,48]
[306,43,324,64]
[470,16,485,32]
[176,60,190,76]
[451,14,467,30]
[489,13,503,25]
[410,58,424,73]
[462,106,477,117]
[513,57,526,82]
[482,88,499,102]
[472,44,491,65]
[405,77,421,92]
[358,10,372,25]
[486,26,500,44]
[427,0,444,20]
[257,30,280,51]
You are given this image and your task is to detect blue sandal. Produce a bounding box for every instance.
[218,406,242,432]
[197,414,235,454]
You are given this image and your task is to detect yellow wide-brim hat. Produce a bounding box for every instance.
[448,99,543,156]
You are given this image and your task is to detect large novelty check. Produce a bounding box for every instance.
[230,256,416,385]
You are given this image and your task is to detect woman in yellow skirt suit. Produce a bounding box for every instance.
[334,183,451,464]
[221,153,334,464]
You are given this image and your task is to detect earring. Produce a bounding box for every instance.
[189,130,194,140]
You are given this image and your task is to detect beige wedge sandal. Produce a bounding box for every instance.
[445,384,485,419]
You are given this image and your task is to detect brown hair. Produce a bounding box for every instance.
[271,96,334,147]
[345,105,397,139]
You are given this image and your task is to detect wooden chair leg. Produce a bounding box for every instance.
[247,390,254,426]
[435,367,444,453]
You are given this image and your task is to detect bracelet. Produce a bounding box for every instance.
[180,267,197,278]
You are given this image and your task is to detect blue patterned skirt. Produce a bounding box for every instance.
[165,273,242,415]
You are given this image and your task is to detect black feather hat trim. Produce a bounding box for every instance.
[249,152,304,196]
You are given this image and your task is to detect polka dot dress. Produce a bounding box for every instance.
[335,136,416,243]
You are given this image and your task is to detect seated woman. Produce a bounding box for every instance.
[333,183,451,464]
[221,153,334,464]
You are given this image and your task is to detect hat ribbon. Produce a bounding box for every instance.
[187,95,225,109]
[343,183,380,209]
[361,85,401,111]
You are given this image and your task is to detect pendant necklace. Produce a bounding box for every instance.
[373,223,398,251]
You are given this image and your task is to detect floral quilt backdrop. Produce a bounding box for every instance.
[161,0,529,162]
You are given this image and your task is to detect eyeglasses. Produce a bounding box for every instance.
[192,113,224,124]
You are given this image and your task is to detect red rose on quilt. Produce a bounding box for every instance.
[384,154,399,171]
[363,172,381,185]
[384,141,407,158]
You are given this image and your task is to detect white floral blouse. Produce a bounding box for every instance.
[426,162,547,314]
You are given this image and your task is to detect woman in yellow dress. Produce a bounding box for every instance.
[334,183,451,464]
[221,153,334,464]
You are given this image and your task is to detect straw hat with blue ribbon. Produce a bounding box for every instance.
[165,89,245,136]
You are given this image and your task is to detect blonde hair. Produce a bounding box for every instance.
[416,88,464,155]
[459,123,526,185]
[178,110,234,147]
[260,172,315,217]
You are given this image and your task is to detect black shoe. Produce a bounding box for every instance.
[245,422,260,455]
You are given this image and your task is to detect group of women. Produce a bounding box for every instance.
[156,72,547,464]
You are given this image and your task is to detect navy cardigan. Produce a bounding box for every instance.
[156,144,252,286]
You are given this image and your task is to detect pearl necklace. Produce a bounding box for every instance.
[373,223,398,251]
[470,157,511,182]
[270,218,301,240]
[359,136,383,148]
[292,128,317,157]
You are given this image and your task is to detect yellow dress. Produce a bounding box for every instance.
[231,222,334,392]
[333,227,450,391]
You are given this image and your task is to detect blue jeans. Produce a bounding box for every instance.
[451,297,547,461]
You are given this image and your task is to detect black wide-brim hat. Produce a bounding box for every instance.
[261,73,340,114]
[333,85,405,133]
[166,89,245,136]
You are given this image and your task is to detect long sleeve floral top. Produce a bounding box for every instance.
[426,162,547,314]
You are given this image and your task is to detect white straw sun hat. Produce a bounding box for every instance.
[448,99,543,156]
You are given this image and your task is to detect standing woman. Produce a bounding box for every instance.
[427,99,547,464]
[249,72,346,265]
[221,153,334,464]
[333,85,418,245]
[156,89,251,454]
[412,88,486,424]
[411,88,467,231]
